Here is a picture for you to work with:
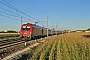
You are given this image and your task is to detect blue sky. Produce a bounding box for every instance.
[0,0,90,31]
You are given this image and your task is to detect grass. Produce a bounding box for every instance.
[0,34,20,40]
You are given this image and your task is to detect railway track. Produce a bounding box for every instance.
[0,36,51,59]
[0,38,36,59]
[0,38,24,49]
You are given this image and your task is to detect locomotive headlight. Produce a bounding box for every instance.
[30,32,31,34]
[28,36,30,37]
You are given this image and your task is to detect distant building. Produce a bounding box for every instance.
[63,30,71,33]
[76,30,90,32]
[84,30,90,32]
[4,30,8,32]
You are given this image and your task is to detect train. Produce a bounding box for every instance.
[20,23,61,40]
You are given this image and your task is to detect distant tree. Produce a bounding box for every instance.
[0,31,5,33]
[87,28,90,30]
[70,31,76,33]
[7,30,18,33]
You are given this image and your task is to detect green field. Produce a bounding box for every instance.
[0,33,20,40]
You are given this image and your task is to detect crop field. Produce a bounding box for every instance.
[0,33,20,40]
[19,32,90,60]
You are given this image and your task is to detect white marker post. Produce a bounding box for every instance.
[35,39,37,42]
[25,42,26,46]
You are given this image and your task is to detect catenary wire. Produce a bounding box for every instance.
[0,6,35,22]
[0,0,38,21]
[28,0,47,17]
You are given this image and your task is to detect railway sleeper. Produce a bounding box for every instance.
[0,43,26,59]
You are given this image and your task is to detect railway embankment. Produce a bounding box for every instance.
[0,35,52,60]
[2,43,40,60]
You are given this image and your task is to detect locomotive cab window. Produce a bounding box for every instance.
[22,26,30,31]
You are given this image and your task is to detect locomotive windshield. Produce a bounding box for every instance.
[22,26,30,31]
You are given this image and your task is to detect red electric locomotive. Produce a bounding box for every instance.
[20,23,42,40]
